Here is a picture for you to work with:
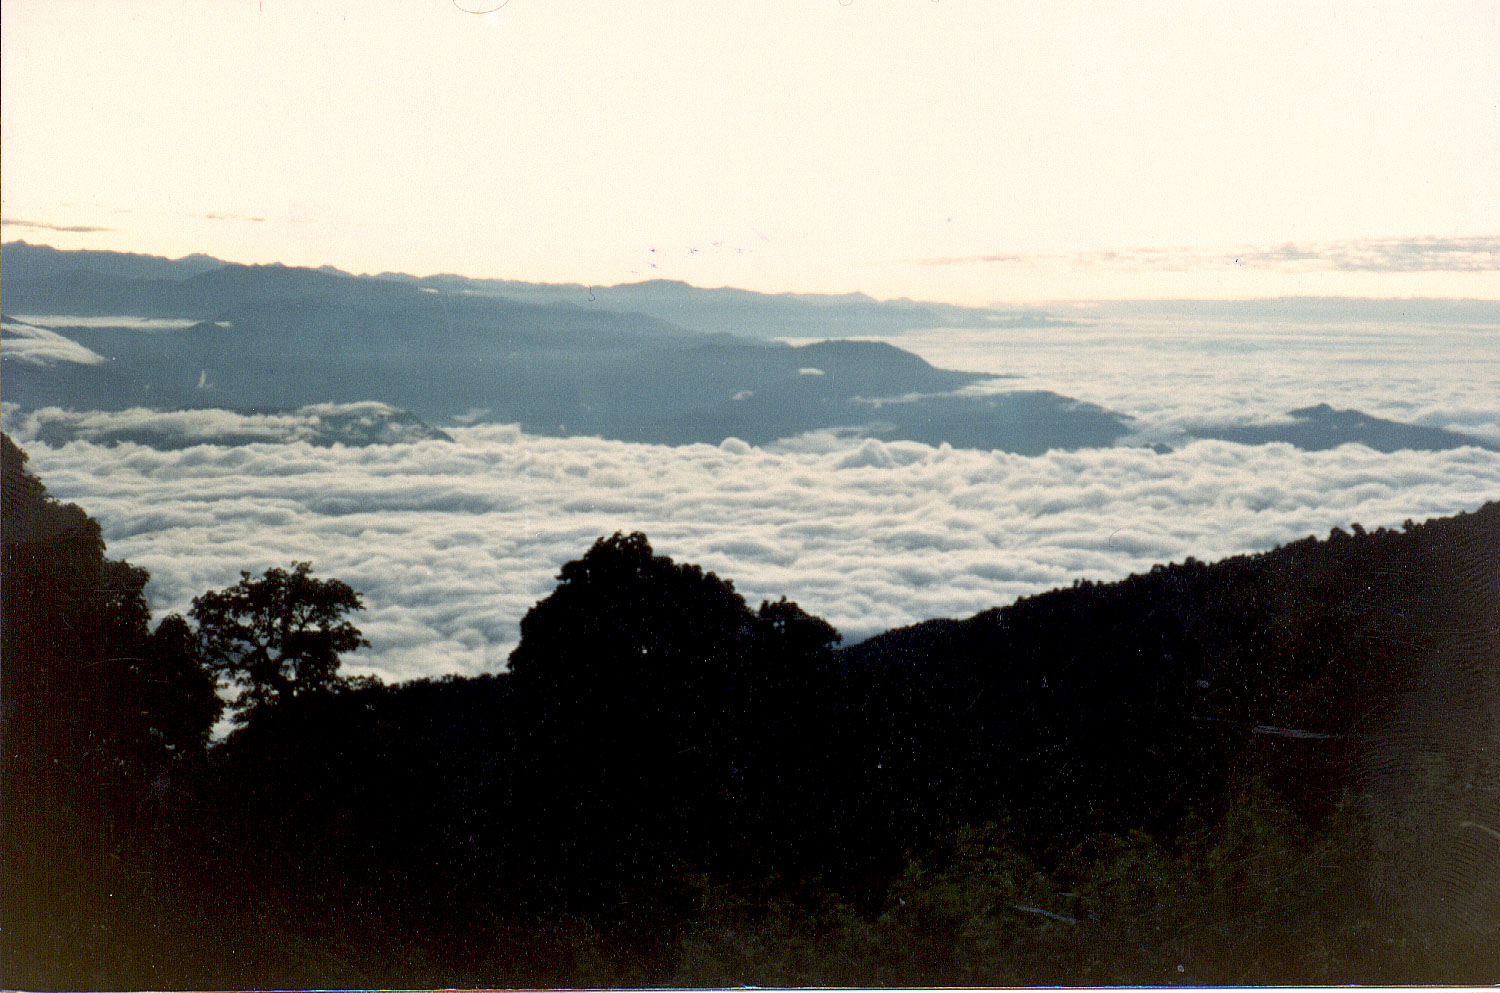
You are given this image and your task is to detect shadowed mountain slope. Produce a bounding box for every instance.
[5,244,1493,457]
[839,503,1500,939]
[1190,403,1498,452]
[2,244,1133,453]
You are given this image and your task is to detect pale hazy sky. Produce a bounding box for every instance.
[2,0,1497,304]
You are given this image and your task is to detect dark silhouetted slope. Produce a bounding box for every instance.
[5,427,1497,985]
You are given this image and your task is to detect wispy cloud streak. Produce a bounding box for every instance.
[2,217,115,234]
[916,236,1500,273]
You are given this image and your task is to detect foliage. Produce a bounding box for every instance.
[1,434,221,991]
[5,431,1498,987]
[191,562,369,723]
[662,786,1415,986]
[500,532,846,911]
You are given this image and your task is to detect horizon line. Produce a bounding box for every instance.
[4,237,1499,310]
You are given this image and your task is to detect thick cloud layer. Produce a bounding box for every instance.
[13,426,1498,686]
[849,313,1500,445]
[9,312,1494,685]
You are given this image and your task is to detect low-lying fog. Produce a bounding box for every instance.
[8,309,1497,685]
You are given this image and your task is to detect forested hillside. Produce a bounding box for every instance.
[3,432,1496,987]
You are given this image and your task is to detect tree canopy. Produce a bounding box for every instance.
[190,562,369,723]
[3,434,221,987]
[6,430,1498,988]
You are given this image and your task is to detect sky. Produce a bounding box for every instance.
[2,0,1498,304]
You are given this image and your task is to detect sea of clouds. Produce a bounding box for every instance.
[8,313,1498,685]
[846,313,1500,446]
[10,426,1497,685]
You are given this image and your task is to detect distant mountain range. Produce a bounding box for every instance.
[0,241,1062,337]
[1192,403,1497,453]
[0,242,1127,452]
[3,243,1495,455]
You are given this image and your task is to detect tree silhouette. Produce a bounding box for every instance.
[2,434,222,990]
[133,614,224,759]
[190,562,369,724]
[496,532,855,916]
[2,434,222,793]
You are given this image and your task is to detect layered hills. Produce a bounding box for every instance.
[1,242,1124,452]
[6,242,1494,455]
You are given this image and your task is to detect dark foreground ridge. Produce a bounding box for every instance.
[3,431,1497,987]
